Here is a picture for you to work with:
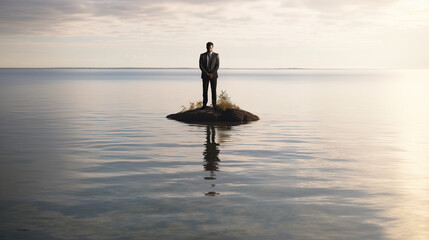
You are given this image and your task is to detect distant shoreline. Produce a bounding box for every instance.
[0,67,423,70]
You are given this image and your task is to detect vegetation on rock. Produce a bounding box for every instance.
[180,90,239,112]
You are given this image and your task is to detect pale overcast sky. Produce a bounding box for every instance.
[0,0,428,68]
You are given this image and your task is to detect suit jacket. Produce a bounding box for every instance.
[199,52,219,79]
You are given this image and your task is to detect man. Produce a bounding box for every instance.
[199,42,219,110]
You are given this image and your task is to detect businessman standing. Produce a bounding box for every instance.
[199,42,219,110]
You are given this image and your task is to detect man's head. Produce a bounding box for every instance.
[206,42,214,53]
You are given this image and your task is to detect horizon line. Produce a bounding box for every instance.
[1,67,428,70]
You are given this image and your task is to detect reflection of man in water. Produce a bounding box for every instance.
[203,125,220,181]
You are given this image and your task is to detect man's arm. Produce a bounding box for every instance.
[214,54,219,72]
[199,54,208,75]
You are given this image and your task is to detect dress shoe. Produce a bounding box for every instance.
[200,106,206,110]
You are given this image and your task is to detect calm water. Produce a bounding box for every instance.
[0,68,428,240]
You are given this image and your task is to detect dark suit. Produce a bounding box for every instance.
[199,52,219,107]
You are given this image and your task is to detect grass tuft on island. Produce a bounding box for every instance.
[181,90,239,112]
[168,91,259,123]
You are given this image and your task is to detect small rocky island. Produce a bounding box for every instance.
[167,91,259,123]
[166,106,259,123]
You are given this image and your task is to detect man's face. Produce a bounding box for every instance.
[207,45,213,53]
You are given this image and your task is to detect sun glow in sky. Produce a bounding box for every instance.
[0,0,428,68]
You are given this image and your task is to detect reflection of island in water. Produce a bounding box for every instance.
[201,124,234,197]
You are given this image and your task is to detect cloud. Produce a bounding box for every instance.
[284,0,396,10]
[1,0,428,67]
[0,0,253,35]
[0,0,87,35]
[1,0,427,38]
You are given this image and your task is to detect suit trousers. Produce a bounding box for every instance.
[202,77,217,107]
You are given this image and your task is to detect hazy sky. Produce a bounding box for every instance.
[0,0,428,68]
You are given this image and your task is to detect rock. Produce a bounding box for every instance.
[166,107,259,123]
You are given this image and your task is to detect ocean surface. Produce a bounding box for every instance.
[0,68,428,240]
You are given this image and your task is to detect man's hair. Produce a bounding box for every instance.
[206,42,214,49]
